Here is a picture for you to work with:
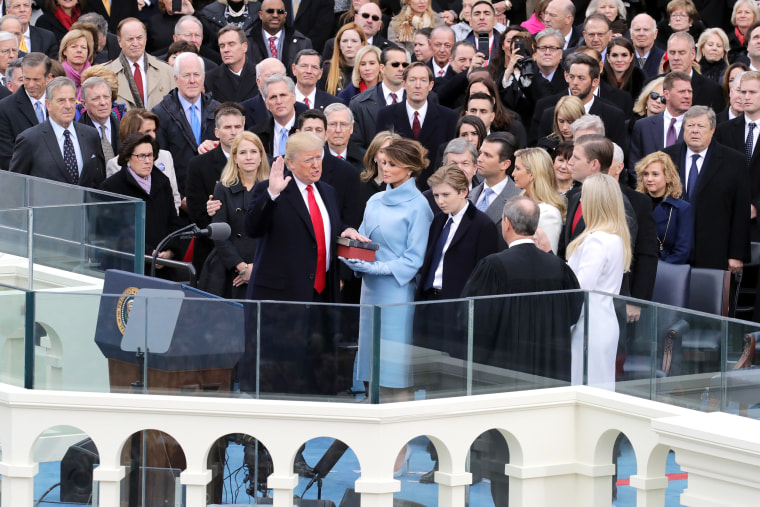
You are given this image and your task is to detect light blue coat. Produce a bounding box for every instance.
[355,178,433,388]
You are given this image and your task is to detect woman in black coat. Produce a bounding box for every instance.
[199,132,270,299]
[100,133,182,274]
[37,0,83,43]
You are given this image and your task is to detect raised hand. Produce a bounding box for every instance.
[268,156,291,196]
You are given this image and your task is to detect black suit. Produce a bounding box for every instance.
[0,85,42,171]
[204,58,259,104]
[620,185,659,302]
[94,33,121,65]
[185,146,229,275]
[289,0,335,59]
[690,70,726,112]
[638,46,665,79]
[664,141,750,269]
[599,81,634,119]
[250,114,300,158]
[83,0,140,34]
[29,26,58,60]
[10,120,106,189]
[320,151,362,229]
[246,20,312,76]
[78,112,120,160]
[299,89,344,111]
[375,101,458,191]
[241,95,307,130]
[715,115,760,214]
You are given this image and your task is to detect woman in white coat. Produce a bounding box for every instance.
[511,147,566,254]
[567,173,632,391]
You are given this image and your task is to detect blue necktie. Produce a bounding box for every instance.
[63,130,78,184]
[190,104,201,145]
[278,127,288,156]
[687,154,699,202]
[477,187,494,212]
[34,100,44,124]
[424,217,453,290]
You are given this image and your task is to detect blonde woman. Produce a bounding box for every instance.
[388,0,444,53]
[537,95,584,152]
[511,147,567,254]
[567,173,632,391]
[696,28,730,83]
[59,28,94,93]
[199,132,270,299]
[339,45,382,102]
[322,23,367,96]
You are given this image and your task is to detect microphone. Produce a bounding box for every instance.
[194,222,231,241]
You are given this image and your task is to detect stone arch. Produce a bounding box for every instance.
[292,435,361,504]
[203,432,275,504]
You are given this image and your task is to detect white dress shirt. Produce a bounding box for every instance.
[432,202,468,289]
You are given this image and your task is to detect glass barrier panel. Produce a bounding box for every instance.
[0,285,28,387]
[0,207,30,263]
[0,171,28,209]
[33,425,95,506]
[720,317,760,419]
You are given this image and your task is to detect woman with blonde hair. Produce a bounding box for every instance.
[388,0,444,53]
[339,45,382,102]
[696,27,730,83]
[59,28,94,93]
[567,172,631,391]
[199,132,270,299]
[537,95,584,152]
[635,151,693,264]
[321,22,367,96]
[512,147,566,253]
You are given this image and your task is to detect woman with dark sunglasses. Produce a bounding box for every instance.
[628,76,666,137]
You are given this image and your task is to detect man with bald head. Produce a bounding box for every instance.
[666,32,724,111]
[322,1,397,60]
[241,57,307,128]
[543,0,582,50]
[630,13,664,78]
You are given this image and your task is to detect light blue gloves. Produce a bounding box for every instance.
[339,257,392,276]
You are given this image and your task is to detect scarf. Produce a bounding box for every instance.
[392,7,434,43]
[119,52,145,109]
[64,60,91,93]
[736,26,745,47]
[359,80,368,93]
[54,6,81,30]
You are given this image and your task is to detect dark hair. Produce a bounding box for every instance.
[488,29,534,77]
[381,46,407,64]
[553,140,574,161]
[602,37,635,90]
[466,91,495,111]
[465,74,515,131]
[294,48,322,67]
[119,108,160,141]
[296,108,327,130]
[214,102,244,127]
[663,70,691,90]
[218,24,246,44]
[456,115,488,149]
[118,133,158,167]
[484,131,518,170]
[380,138,429,179]
[166,40,198,62]
[21,52,51,75]
[565,51,601,81]
[402,60,434,81]
[584,12,611,31]
[414,27,433,40]
[722,61,749,102]
[748,21,760,47]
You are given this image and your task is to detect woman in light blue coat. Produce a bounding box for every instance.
[341,138,434,397]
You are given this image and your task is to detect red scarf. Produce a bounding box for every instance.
[736,26,745,47]
[54,6,81,31]
[359,80,368,93]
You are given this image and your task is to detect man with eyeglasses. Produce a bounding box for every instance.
[105,17,175,110]
[5,0,57,59]
[0,30,17,98]
[322,2,396,61]
[324,102,364,171]
[630,71,692,170]
[152,52,220,201]
[10,76,105,188]
[246,0,311,74]
[291,49,342,111]
[581,13,611,61]
[349,46,409,151]
[532,28,566,94]
[161,15,219,68]
[630,13,664,79]
[543,0,582,51]
[204,25,258,103]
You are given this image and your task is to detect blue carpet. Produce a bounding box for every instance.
[31,436,686,506]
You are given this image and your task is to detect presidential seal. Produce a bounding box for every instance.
[116,287,139,335]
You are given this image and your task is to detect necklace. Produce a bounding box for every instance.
[657,207,673,251]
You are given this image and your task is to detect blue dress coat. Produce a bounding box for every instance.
[653,195,694,264]
[355,178,433,388]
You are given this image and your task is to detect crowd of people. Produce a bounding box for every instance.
[2,1,757,399]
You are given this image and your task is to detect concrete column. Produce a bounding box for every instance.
[268,473,298,507]
[630,474,668,507]
[435,471,472,507]
[0,462,38,507]
[92,466,126,507]
[355,478,401,507]
[180,469,212,507]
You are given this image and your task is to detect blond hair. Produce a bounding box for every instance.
[633,76,665,116]
[219,132,270,188]
[634,151,682,199]
[515,148,567,221]
[59,29,94,64]
[351,45,382,88]
[285,131,325,162]
[362,130,401,182]
[566,173,632,271]
[552,96,585,141]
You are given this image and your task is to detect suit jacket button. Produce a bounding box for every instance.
[236,233,242,238]
[309,273,314,280]
[236,208,242,212]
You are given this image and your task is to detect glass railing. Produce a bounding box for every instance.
[0,172,146,285]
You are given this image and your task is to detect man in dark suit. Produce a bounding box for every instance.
[185,103,245,275]
[78,76,120,161]
[321,2,396,61]
[288,0,334,59]
[247,0,312,76]
[0,29,18,90]
[532,52,627,148]
[349,46,408,151]
[716,71,760,239]
[10,76,105,188]
[153,52,220,198]
[204,25,258,103]
[665,106,750,271]
[250,74,303,158]
[534,28,568,95]
[6,1,57,58]
[666,32,725,112]
[292,49,343,111]
[0,51,50,170]
[630,71,691,169]
[324,102,365,172]
[375,61,458,190]
[242,132,365,394]
[543,0,583,51]
[426,27,456,81]
[240,57,286,128]
[630,13,665,79]
[464,0,501,65]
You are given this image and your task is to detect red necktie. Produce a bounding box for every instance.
[438,69,444,77]
[337,155,344,159]
[412,111,421,139]
[133,63,144,102]
[304,96,310,108]
[571,202,583,235]
[306,185,326,293]
[269,36,278,59]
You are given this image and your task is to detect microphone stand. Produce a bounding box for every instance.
[150,224,197,277]
[300,440,349,500]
